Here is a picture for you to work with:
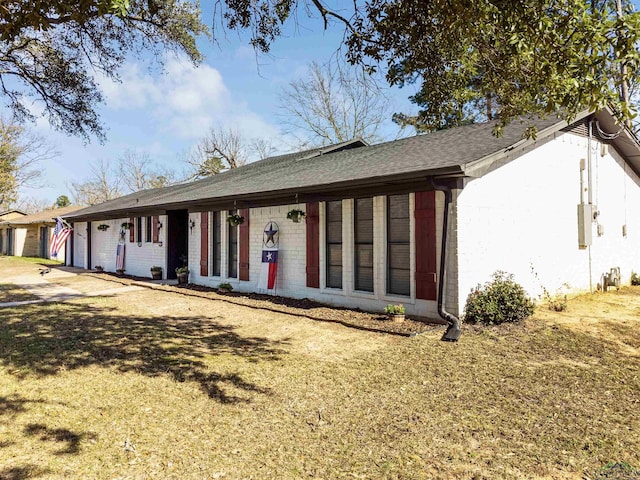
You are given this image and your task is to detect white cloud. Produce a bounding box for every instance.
[97,56,277,141]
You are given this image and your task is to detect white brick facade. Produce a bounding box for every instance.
[456,131,640,315]
[187,198,443,318]
[72,217,168,278]
[68,128,640,324]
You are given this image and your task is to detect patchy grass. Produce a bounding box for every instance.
[0,255,62,267]
[0,284,39,303]
[0,259,639,479]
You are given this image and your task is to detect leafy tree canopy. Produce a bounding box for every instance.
[0,0,207,140]
[217,0,640,135]
[3,1,639,140]
[54,195,71,208]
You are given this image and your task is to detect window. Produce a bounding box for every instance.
[325,200,342,288]
[387,194,410,296]
[228,210,238,278]
[212,211,221,276]
[145,216,152,243]
[354,197,374,292]
[136,217,142,243]
[7,227,14,255]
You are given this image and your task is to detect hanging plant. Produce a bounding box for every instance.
[227,214,245,226]
[121,222,134,230]
[97,224,110,231]
[286,208,306,223]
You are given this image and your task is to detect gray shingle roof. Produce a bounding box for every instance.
[63,116,571,221]
[1,205,82,225]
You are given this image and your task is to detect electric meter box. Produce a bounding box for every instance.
[577,204,593,249]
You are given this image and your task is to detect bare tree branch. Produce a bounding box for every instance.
[278,61,393,147]
[0,116,56,208]
[185,126,277,180]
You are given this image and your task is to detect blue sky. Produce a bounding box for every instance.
[10,6,416,206]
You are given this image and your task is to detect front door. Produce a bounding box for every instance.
[167,210,188,279]
[7,228,13,256]
[39,226,49,258]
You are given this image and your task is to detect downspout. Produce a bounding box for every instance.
[429,178,462,342]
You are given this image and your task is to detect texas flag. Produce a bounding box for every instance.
[258,248,278,290]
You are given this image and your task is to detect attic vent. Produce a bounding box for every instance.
[561,118,613,144]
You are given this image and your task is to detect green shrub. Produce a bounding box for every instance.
[384,304,405,315]
[464,271,535,325]
[631,271,640,286]
[548,295,567,312]
[592,461,640,480]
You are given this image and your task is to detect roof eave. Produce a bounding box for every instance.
[63,166,464,221]
[461,111,593,178]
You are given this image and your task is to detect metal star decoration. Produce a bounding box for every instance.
[263,222,279,247]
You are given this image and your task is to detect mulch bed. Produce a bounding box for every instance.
[89,272,445,336]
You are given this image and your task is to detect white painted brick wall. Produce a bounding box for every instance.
[73,217,168,277]
[186,199,444,319]
[189,205,309,292]
[456,132,640,316]
[91,215,167,278]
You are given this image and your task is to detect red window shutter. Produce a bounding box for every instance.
[239,208,250,281]
[306,202,320,288]
[129,217,135,243]
[415,191,437,300]
[152,216,159,243]
[200,212,209,276]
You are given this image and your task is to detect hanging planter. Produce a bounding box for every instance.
[97,224,110,231]
[121,222,134,230]
[286,208,306,223]
[227,214,245,226]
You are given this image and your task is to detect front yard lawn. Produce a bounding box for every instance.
[0,259,638,479]
[0,284,39,303]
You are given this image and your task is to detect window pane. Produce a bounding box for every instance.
[228,210,238,278]
[136,217,142,243]
[388,268,410,296]
[356,219,373,243]
[388,244,410,269]
[388,217,410,243]
[387,194,410,296]
[356,244,373,268]
[355,197,374,292]
[356,267,374,292]
[355,198,373,220]
[328,244,342,266]
[212,211,221,276]
[388,194,409,218]
[326,200,342,221]
[328,266,343,289]
[326,201,342,288]
[146,216,152,242]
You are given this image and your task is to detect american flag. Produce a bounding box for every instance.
[50,217,72,259]
[116,244,126,270]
